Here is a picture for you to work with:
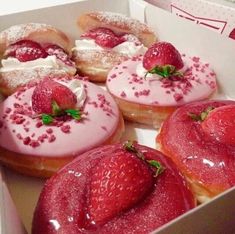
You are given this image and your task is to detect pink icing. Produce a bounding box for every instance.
[0,78,120,158]
[106,55,217,106]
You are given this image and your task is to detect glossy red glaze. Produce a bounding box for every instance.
[158,100,235,196]
[202,105,235,146]
[32,143,195,234]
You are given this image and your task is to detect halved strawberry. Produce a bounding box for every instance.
[143,42,184,78]
[88,145,154,225]
[5,40,48,62]
[81,27,125,48]
[44,44,74,66]
[32,78,77,115]
[201,105,235,145]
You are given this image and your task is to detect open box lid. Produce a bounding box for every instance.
[0,0,235,233]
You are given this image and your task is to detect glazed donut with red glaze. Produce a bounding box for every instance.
[0,23,77,96]
[157,100,235,202]
[0,75,124,177]
[72,11,157,82]
[32,142,195,234]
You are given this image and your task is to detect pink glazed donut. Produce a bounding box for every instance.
[106,45,217,128]
[0,76,124,177]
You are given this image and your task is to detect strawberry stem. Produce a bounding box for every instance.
[188,106,214,122]
[145,65,183,79]
[123,140,165,177]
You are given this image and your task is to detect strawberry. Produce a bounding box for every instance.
[32,78,77,115]
[229,28,235,40]
[88,146,154,225]
[44,44,74,66]
[5,40,48,62]
[81,27,125,48]
[201,105,235,145]
[143,42,184,78]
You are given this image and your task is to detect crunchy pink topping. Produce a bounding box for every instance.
[61,125,71,133]
[23,137,31,145]
[46,128,53,134]
[173,93,183,102]
[48,135,56,143]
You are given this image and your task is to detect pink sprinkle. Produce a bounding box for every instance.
[0,121,3,128]
[101,126,107,131]
[5,108,12,114]
[46,128,53,134]
[23,137,31,145]
[120,91,126,97]
[48,135,56,143]
[14,117,25,125]
[61,125,70,133]
[29,140,40,148]
[24,127,29,132]
[173,93,183,102]
[31,133,35,138]
[122,66,127,69]
[111,74,117,78]
[16,133,23,140]
[192,56,200,63]
[36,121,43,128]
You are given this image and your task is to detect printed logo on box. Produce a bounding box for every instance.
[171,4,227,34]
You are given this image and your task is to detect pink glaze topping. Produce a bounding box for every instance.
[0,77,120,157]
[106,55,217,106]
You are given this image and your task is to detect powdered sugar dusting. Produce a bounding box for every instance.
[0,23,53,47]
[91,11,153,35]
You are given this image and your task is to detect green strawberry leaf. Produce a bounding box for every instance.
[65,109,82,120]
[188,106,215,122]
[145,65,183,79]
[147,160,165,177]
[42,114,54,125]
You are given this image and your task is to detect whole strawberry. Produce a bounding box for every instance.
[143,42,184,78]
[32,78,81,124]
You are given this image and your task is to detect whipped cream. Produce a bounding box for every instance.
[73,39,147,56]
[0,56,76,74]
[63,79,87,108]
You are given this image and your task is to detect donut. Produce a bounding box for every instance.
[0,75,124,177]
[106,42,217,128]
[157,100,235,202]
[32,142,195,234]
[0,23,77,96]
[72,11,157,82]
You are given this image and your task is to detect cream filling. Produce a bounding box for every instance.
[0,56,76,74]
[60,79,87,108]
[73,39,147,56]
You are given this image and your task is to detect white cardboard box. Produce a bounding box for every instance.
[0,0,235,233]
[146,0,235,40]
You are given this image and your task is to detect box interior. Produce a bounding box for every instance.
[0,0,235,233]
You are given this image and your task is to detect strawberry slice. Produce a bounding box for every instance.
[5,40,48,62]
[201,105,235,145]
[32,78,77,115]
[44,44,74,66]
[143,42,184,78]
[88,146,154,225]
[81,27,125,48]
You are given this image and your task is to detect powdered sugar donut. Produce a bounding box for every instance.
[0,23,77,96]
[0,76,124,177]
[106,42,217,127]
[72,11,157,82]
